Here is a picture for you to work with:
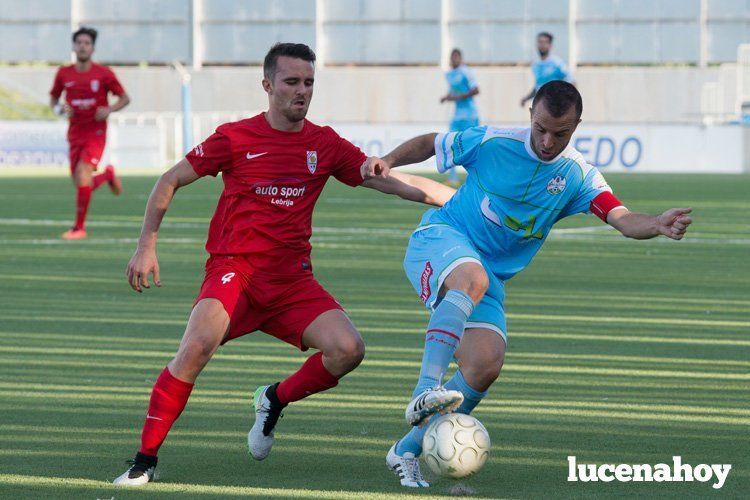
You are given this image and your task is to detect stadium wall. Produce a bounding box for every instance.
[0,120,745,174]
[0,66,728,124]
[0,66,746,174]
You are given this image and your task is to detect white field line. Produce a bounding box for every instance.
[0,217,608,233]
[0,237,203,245]
[0,473,465,499]
[0,217,747,245]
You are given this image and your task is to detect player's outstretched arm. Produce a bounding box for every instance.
[362,170,456,207]
[606,207,693,241]
[126,159,199,293]
[382,133,438,168]
[358,133,438,180]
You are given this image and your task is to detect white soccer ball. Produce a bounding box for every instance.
[422,413,491,479]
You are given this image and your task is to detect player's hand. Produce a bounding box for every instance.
[62,104,74,117]
[126,248,161,293]
[519,98,527,108]
[657,207,692,240]
[95,106,111,121]
[440,95,449,103]
[361,156,390,180]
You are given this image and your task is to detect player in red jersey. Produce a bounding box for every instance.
[114,43,456,486]
[50,27,130,240]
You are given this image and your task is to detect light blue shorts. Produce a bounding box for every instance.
[403,223,507,344]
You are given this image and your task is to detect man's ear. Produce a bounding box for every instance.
[262,77,272,94]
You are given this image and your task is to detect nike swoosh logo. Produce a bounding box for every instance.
[146,415,163,421]
[246,152,268,160]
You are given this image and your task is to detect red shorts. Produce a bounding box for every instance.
[195,255,343,350]
[69,135,106,174]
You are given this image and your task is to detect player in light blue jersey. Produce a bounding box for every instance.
[521,32,575,108]
[441,48,480,187]
[376,81,693,487]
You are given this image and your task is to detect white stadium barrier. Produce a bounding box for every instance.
[0,120,746,174]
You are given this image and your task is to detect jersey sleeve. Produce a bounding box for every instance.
[332,133,367,187]
[434,126,485,173]
[185,130,233,177]
[50,68,64,99]
[558,163,616,219]
[105,69,126,96]
[463,66,478,90]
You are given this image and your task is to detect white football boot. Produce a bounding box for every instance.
[386,441,429,487]
[405,386,463,426]
[113,452,157,486]
[248,384,285,460]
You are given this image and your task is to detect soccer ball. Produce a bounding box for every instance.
[422,413,491,478]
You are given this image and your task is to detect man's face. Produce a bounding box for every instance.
[263,56,315,123]
[537,35,551,57]
[73,34,94,62]
[450,51,462,69]
[529,100,580,162]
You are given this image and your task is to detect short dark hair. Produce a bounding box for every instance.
[451,48,462,57]
[532,80,582,119]
[263,43,316,80]
[538,32,553,43]
[73,26,97,44]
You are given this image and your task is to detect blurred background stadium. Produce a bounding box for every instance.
[1,0,749,172]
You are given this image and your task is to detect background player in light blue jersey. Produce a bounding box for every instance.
[521,32,575,108]
[375,81,693,488]
[441,48,480,187]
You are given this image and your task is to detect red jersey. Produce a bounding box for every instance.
[50,63,125,143]
[185,113,367,272]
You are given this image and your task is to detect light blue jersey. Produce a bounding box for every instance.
[532,55,575,90]
[403,126,614,338]
[445,64,479,127]
[431,126,611,280]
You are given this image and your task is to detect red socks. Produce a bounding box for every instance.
[139,367,194,457]
[137,355,336,457]
[74,169,113,229]
[92,170,112,190]
[74,186,92,230]
[276,352,339,405]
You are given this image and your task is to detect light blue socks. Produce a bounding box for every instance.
[412,289,475,399]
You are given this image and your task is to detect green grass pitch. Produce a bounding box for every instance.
[0,173,747,499]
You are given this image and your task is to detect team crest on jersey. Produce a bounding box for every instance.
[306,151,318,173]
[90,79,100,92]
[547,175,567,195]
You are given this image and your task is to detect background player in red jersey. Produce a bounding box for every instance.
[50,27,130,240]
[114,43,455,486]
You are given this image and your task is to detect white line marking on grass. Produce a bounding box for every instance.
[0,218,177,228]
[551,226,615,234]
[0,237,203,245]
[0,218,412,237]
[550,233,750,245]
[1,217,748,245]
[0,474,460,499]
